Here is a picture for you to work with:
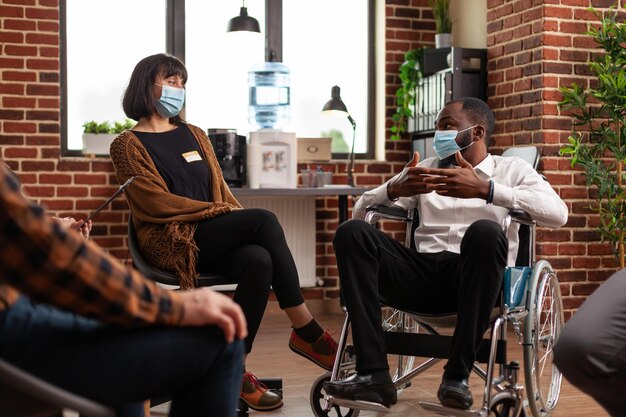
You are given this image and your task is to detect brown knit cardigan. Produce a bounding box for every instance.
[109,124,242,290]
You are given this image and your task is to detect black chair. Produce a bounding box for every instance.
[127,215,283,416]
[0,357,114,417]
[127,215,237,288]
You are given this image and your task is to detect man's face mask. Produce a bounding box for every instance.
[153,84,185,119]
[432,125,477,160]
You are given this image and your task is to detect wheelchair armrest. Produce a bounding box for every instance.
[365,204,411,222]
[508,209,535,226]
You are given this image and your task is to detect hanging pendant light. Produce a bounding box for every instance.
[227,1,261,33]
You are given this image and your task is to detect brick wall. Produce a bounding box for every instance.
[0,0,618,318]
[486,0,623,318]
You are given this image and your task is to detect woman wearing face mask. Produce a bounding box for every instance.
[110,53,338,412]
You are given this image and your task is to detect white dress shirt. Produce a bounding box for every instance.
[353,154,568,266]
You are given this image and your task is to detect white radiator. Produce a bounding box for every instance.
[236,195,317,288]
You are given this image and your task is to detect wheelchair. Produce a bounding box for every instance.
[310,204,564,417]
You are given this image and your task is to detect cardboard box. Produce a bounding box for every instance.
[297,137,332,161]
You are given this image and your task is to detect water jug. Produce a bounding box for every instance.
[248,62,290,129]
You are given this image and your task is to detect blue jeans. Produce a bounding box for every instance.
[0,297,243,417]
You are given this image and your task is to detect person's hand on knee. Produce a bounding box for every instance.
[179,288,248,343]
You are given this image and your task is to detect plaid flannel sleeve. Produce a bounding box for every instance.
[0,163,184,326]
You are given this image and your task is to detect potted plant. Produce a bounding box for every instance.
[390,47,425,141]
[429,0,452,48]
[559,6,626,268]
[82,119,135,156]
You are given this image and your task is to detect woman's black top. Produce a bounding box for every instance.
[134,124,212,202]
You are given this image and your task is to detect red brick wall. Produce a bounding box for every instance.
[486,0,623,318]
[0,0,617,317]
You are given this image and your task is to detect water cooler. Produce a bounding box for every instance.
[247,62,297,188]
[248,130,297,188]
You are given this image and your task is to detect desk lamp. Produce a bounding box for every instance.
[227,1,261,33]
[322,85,357,187]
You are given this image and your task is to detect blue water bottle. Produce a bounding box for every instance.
[248,62,291,129]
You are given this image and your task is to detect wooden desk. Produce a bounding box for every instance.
[231,186,371,287]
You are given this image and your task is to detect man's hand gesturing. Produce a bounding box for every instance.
[386,151,436,199]
[421,151,490,200]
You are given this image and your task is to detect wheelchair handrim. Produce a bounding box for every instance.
[523,261,564,417]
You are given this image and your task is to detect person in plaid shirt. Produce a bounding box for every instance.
[0,161,247,417]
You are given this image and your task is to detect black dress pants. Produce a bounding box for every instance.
[194,208,305,354]
[333,219,507,378]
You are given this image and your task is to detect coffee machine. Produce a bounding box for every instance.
[207,128,246,187]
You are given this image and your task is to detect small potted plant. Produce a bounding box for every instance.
[82,119,135,156]
[429,0,452,48]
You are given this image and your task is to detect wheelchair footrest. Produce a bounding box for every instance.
[419,401,486,417]
[384,332,507,364]
[326,396,392,413]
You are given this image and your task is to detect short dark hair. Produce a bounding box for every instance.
[122,53,188,124]
[448,97,495,147]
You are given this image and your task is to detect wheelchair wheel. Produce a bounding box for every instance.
[523,261,564,417]
[310,372,359,417]
[490,391,526,417]
[381,307,418,387]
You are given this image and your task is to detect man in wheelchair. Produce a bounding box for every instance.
[324,98,568,410]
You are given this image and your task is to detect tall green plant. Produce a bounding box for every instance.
[390,47,425,141]
[429,0,451,34]
[559,6,626,268]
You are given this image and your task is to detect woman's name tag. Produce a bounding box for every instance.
[182,151,202,163]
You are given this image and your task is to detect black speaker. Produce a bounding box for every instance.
[208,129,246,188]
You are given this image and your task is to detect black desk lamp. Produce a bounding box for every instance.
[227,1,261,33]
[322,85,357,187]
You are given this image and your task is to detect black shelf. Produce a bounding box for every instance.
[409,47,488,159]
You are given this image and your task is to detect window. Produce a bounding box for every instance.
[61,0,374,158]
[185,0,373,157]
[60,0,166,153]
[185,0,265,141]
[282,0,371,155]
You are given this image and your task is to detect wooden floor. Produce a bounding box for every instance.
[153,299,608,417]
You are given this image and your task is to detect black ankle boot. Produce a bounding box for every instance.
[437,375,473,410]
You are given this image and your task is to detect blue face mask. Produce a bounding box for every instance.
[153,84,185,118]
[432,125,477,160]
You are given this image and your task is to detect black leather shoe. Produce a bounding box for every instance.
[437,376,473,410]
[323,373,397,408]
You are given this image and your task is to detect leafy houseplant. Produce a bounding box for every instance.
[559,7,626,268]
[82,119,135,156]
[390,47,425,141]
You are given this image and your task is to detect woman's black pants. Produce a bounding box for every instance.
[195,208,305,354]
